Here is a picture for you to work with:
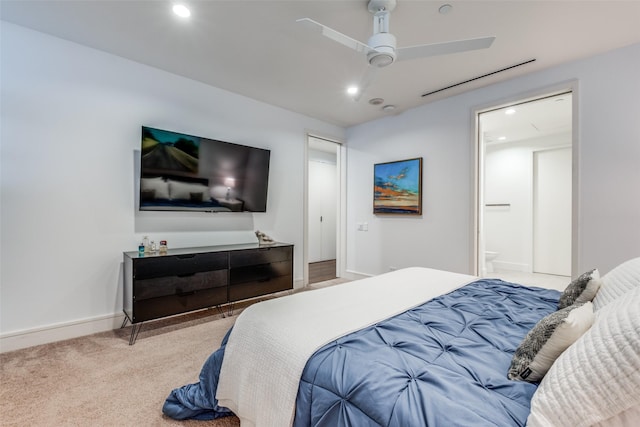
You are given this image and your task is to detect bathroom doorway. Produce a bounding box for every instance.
[476,91,574,288]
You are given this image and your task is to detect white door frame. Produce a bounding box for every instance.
[303,133,346,286]
[472,82,579,278]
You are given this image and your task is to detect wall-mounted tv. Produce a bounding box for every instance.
[139,126,270,213]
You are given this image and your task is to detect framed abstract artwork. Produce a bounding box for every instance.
[373,157,422,215]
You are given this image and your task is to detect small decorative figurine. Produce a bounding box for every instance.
[255,230,275,245]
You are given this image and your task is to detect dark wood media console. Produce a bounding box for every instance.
[122,242,293,344]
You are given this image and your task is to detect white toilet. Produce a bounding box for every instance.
[485,251,499,274]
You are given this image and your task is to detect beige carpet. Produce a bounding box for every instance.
[0,278,350,426]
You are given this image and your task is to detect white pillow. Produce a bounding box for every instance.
[140,177,169,199]
[508,302,594,382]
[167,179,210,201]
[557,269,602,309]
[592,405,640,427]
[527,287,640,426]
[593,257,640,310]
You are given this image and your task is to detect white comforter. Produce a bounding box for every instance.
[215,267,476,427]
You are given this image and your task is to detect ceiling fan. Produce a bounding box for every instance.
[297,0,495,99]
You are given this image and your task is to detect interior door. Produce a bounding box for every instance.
[533,147,572,275]
[308,160,337,262]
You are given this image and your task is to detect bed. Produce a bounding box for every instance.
[163,258,640,426]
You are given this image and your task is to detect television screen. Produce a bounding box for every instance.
[139,126,270,212]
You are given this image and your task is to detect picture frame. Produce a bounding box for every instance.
[373,157,422,215]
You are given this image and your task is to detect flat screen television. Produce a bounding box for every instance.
[139,126,270,212]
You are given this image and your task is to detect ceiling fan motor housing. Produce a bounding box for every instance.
[367,32,397,67]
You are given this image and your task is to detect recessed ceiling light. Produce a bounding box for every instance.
[382,104,396,112]
[346,86,359,96]
[173,4,191,18]
[505,108,516,115]
[439,4,453,14]
[369,98,384,105]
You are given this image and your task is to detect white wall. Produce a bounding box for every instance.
[0,23,343,349]
[484,133,571,273]
[346,42,640,277]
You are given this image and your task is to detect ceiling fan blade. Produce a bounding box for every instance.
[396,36,495,62]
[352,66,379,102]
[296,18,372,54]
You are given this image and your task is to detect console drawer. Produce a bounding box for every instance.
[229,246,291,268]
[229,274,293,302]
[132,287,227,323]
[134,252,228,280]
[230,260,291,285]
[135,269,228,300]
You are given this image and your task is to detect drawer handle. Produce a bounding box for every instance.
[177,254,196,259]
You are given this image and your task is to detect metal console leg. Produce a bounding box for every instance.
[215,305,227,318]
[129,323,142,346]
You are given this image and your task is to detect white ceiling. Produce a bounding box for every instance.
[2,1,639,128]
[481,92,572,145]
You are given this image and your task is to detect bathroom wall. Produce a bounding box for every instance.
[484,132,571,273]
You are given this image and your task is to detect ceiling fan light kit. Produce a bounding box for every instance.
[367,33,397,67]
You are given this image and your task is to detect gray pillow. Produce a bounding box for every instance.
[508,301,594,382]
[557,268,601,309]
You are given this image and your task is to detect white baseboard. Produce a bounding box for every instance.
[1,276,355,353]
[344,269,374,280]
[493,260,530,273]
[2,278,307,353]
[0,312,126,353]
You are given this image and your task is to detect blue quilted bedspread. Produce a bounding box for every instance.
[293,279,560,427]
[163,279,560,425]
[163,328,234,420]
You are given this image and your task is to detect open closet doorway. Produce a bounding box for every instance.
[476,91,574,290]
[306,136,342,285]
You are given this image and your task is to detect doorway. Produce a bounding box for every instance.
[306,136,342,284]
[476,92,573,288]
